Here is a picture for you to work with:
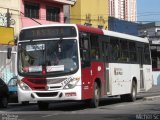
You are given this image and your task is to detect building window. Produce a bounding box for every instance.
[24,2,39,19]
[46,6,60,22]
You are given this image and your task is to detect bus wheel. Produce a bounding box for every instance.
[38,101,49,110]
[121,81,137,102]
[129,81,137,102]
[90,82,100,108]
[126,81,137,102]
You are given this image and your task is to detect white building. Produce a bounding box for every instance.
[108,0,137,22]
[138,22,160,86]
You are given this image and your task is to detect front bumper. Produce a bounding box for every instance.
[18,86,81,102]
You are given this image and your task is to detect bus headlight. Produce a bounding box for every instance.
[63,78,79,89]
[18,81,31,91]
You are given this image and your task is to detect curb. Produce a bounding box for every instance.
[143,95,160,101]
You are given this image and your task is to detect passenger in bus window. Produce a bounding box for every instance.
[59,43,77,71]
[91,49,99,60]
[111,44,120,61]
[48,52,59,65]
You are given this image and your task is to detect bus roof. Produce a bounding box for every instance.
[21,24,77,30]
[102,30,149,43]
[76,24,148,43]
[20,24,148,43]
[76,24,103,35]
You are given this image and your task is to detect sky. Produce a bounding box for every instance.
[137,0,160,22]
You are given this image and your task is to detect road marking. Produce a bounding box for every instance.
[114,104,125,107]
[42,114,55,117]
[42,114,52,117]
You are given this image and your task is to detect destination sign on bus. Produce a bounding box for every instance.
[19,26,77,40]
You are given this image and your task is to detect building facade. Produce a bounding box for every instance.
[0,0,76,36]
[108,0,136,22]
[138,22,160,86]
[70,0,108,29]
[108,17,138,36]
[0,0,75,83]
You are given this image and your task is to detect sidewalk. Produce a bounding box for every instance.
[137,85,160,100]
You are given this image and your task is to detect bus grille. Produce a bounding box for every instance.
[22,77,67,90]
[28,79,46,84]
[36,92,58,97]
[50,86,61,89]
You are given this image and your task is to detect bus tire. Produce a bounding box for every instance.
[38,101,49,110]
[90,82,100,108]
[127,81,137,102]
[121,81,137,102]
[129,81,137,102]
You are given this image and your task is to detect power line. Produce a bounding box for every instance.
[6,12,160,24]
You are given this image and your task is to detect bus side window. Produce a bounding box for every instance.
[120,39,129,62]
[129,41,137,63]
[79,32,90,68]
[101,42,110,61]
[110,37,120,62]
[90,34,99,60]
[144,44,151,64]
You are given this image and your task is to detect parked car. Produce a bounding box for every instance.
[0,78,9,108]
[7,76,29,105]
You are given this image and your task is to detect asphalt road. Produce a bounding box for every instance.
[0,85,160,120]
[0,96,160,120]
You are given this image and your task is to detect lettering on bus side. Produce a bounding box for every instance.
[114,68,123,75]
[146,68,151,73]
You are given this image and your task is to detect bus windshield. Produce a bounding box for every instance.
[18,39,78,76]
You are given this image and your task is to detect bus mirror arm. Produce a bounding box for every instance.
[7,47,12,59]
[14,36,18,45]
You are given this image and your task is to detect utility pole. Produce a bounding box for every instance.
[6,8,11,27]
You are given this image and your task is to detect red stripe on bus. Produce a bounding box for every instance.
[77,24,103,35]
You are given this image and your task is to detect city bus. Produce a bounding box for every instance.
[8,24,152,109]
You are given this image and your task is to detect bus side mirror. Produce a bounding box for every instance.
[7,47,12,59]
